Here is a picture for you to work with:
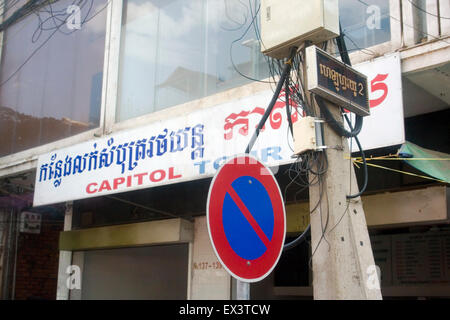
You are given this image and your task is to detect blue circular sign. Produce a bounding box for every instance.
[207,155,286,282]
[222,176,274,260]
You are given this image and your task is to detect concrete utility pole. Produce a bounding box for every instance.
[304,49,382,300]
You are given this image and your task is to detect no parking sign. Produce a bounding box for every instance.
[207,155,286,282]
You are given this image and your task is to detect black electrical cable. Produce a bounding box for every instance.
[229,3,272,84]
[344,116,368,199]
[285,75,293,136]
[0,0,40,32]
[245,47,297,154]
[283,151,328,251]
[238,46,310,251]
[315,95,363,138]
[336,23,351,65]
[336,22,369,199]
[284,224,310,251]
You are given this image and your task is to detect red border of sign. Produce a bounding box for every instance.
[206,155,286,282]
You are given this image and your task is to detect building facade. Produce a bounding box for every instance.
[0,0,449,299]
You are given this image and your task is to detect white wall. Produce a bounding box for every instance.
[189,216,231,299]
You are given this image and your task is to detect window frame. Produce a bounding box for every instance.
[0,0,113,176]
[108,0,403,130]
[104,0,273,133]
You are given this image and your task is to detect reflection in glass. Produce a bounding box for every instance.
[117,0,269,122]
[0,0,107,157]
[339,0,391,52]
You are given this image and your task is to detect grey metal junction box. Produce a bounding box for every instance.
[260,0,340,59]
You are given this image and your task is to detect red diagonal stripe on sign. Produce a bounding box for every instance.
[226,185,271,248]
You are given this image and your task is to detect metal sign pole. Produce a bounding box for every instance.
[236,280,250,300]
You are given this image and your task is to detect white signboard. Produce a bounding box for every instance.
[34,89,297,206]
[34,54,404,206]
[351,53,405,152]
[20,211,42,234]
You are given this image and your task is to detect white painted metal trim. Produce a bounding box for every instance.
[69,251,84,300]
[402,0,417,47]
[103,0,123,135]
[0,0,5,67]
[440,0,450,37]
[401,38,450,74]
[390,0,403,48]
[97,0,114,140]
[187,242,193,300]
[56,202,73,300]
[426,0,440,41]
[0,129,100,174]
[110,77,270,134]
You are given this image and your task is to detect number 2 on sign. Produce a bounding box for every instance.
[358,83,364,96]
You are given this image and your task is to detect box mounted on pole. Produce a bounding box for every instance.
[293,116,325,155]
[260,0,339,59]
[305,45,370,117]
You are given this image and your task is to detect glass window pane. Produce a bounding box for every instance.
[0,0,108,157]
[117,0,269,122]
[339,0,391,52]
